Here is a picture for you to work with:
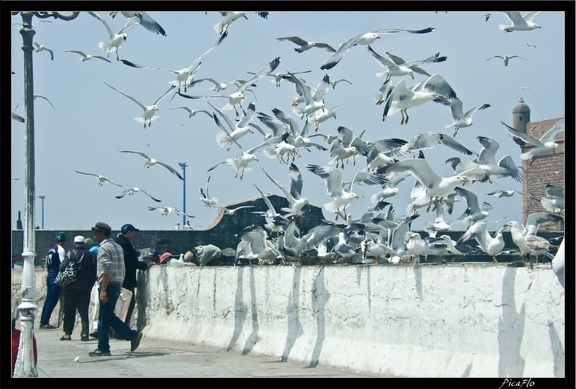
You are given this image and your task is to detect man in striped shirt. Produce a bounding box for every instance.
[88,222,143,357]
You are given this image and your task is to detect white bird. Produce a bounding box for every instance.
[75,171,123,186]
[450,186,492,228]
[285,73,329,118]
[320,27,435,70]
[499,11,542,32]
[457,221,510,262]
[88,11,140,60]
[235,225,281,265]
[115,187,161,202]
[199,175,219,208]
[214,12,248,35]
[105,82,175,127]
[251,184,289,236]
[276,36,336,53]
[384,158,470,215]
[207,141,261,180]
[486,55,525,67]
[501,118,565,163]
[382,74,457,125]
[551,238,565,288]
[65,50,112,63]
[405,231,447,264]
[119,150,183,180]
[540,183,564,213]
[178,57,280,117]
[262,163,309,217]
[109,11,167,36]
[424,202,452,238]
[209,101,256,151]
[486,189,525,198]
[169,106,212,119]
[33,42,54,61]
[330,78,353,89]
[457,136,523,183]
[219,205,255,216]
[367,46,447,84]
[147,206,195,218]
[119,58,203,93]
[526,42,537,49]
[483,13,492,22]
[444,98,490,136]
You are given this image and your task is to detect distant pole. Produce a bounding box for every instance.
[39,195,45,229]
[178,162,188,226]
[13,11,80,378]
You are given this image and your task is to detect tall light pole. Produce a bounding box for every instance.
[178,162,188,226]
[38,195,45,229]
[13,11,80,378]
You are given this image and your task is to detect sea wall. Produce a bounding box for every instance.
[12,263,565,378]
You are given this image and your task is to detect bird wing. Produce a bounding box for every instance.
[522,11,541,23]
[486,55,504,61]
[288,163,304,200]
[120,150,151,162]
[454,186,480,213]
[540,118,565,142]
[476,136,499,164]
[314,42,337,52]
[140,189,162,202]
[154,85,176,105]
[464,103,490,119]
[306,165,343,198]
[236,57,281,93]
[262,168,295,203]
[497,155,523,182]
[117,14,141,34]
[367,45,397,68]
[320,33,362,70]
[545,184,564,199]
[438,133,476,155]
[448,98,464,120]
[33,95,56,110]
[156,161,184,180]
[105,82,147,110]
[88,11,115,39]
[500,121,541,147]
[253,183,278,216]
[75,170,98,177]
[121,11,167,36]
[277,36,308,46]
[386,159,441,190]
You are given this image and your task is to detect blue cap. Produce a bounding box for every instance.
[121,223,140,233]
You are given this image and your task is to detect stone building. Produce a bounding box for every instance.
[511,98,565,231]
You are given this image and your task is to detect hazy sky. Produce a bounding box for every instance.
[10,7,566,232]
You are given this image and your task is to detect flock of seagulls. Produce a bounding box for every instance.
[17,11,564,265]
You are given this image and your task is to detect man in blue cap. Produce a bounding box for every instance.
[114,224,150,331]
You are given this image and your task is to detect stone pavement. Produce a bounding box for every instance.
[25,326,380,379]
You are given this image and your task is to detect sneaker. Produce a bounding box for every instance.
[89,349,111,357]
[130,331,143,352]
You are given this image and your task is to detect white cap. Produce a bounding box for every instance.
[74,235,85,243]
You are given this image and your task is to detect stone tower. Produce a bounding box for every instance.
[512,98,530,133]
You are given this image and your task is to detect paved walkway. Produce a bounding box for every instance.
[27,326,379,378]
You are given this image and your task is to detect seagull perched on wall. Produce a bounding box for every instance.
[457,221,510,263]
[105,82,175,127]
[499,11,542,32]
[115,187,162,202]
[119,150,183,180]
[320,26,435,70]
[501,118,565,164]
[75,171,123,186]
[277,35,336,53]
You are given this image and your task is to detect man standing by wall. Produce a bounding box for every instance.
[39,232,66,329]
[115,224,150,330]
[89,222,142,357]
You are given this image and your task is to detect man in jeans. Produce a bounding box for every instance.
[39,232,66,329]
[89,222,142,357]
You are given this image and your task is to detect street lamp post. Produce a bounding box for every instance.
[178,163,188,226]
[13,11,80,378]
[38,195,45,229]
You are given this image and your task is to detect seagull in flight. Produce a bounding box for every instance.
[109,11,167,36]
[148,206,195,218]
[540,183,564,213]
[105,82,175,127]
[33,42,54,61]
[320,27,435,70]
[88,11,140,60]
[444,98,490,136]
[200,175,219,208]
[486,55,525,67]
[75,171,123,186]
[119,150,183,180]
[501,118,565,163]
[276,36,336,53]
[169,106,212,119]
[262,163,309,217]
[486,189,525,198]
[65,50,112,63]
[499,11,542,32]
[382,74,457,125]
[115,187,162,202]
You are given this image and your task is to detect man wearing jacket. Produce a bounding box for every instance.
[114,224,149,329]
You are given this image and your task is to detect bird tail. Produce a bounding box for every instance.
[215,131,232,149]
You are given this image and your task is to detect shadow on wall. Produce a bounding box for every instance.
[498,267,526,376]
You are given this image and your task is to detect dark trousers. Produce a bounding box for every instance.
[62,287,91,336]
[40,276,62,326]
[97,283,137,353]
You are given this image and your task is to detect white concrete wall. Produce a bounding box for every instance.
[12,264,565,377]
